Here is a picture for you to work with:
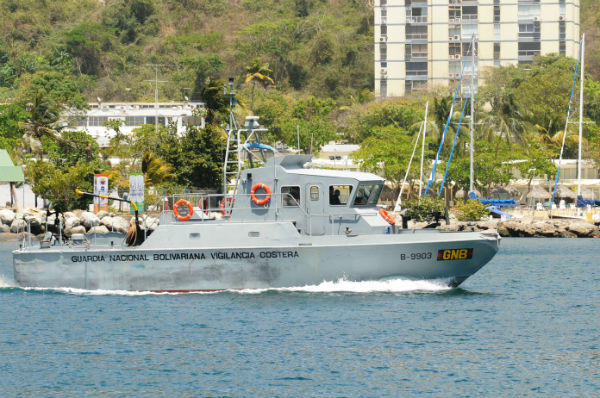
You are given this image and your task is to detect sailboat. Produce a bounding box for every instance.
[551,34,597,217]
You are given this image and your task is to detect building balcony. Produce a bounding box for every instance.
[462,14,478,22]
[407,53,428,61]
[518,35,541,42]
[406,16,428,24]
[405,33,428,40]
[405,72,428,80]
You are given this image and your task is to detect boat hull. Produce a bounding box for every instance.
[13,230,500,291]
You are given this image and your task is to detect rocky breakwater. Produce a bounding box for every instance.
[0,208,159,238]
[436,218,600,238]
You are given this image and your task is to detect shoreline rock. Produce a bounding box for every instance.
[0,208,159,240]
[1,208,599,240]
[434,217,600,238]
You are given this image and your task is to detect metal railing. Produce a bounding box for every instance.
[162,192,391,237]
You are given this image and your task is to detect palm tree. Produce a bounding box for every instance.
[245,58,274,112]
[480,94,529,146]
[141,151,176,186]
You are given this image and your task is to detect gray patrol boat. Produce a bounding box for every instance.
[13,87,500,291]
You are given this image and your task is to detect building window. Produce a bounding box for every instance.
[380,44,387,60]
[282,186,300,207]
[519,23,540,41]
[494,1,500,23]
[406,25,427,40]
[406,62,427,76]
[559,21,566,55]
[462,6,477,22]
[518,4,540,20]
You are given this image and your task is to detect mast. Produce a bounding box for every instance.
[577,33,585,198]
[469,34,475,194]
[395,105,426,211]
[419,102,429,198]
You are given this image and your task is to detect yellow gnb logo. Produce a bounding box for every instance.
[437,248,473,261]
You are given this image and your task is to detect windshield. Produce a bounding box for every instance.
[353,183,383,206]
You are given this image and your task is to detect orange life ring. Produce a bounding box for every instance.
[174,199,193,221]
[379,208,396,225]
[250,183,271,206]
[199,197,209,215]
[219,197,234,215]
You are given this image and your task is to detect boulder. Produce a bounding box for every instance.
[0,209,16,225]
[0,224,10,233]
[568,222,597,237]
[65,215,81,230]
[67,225,87,236]
[23,214,45,235]
[10,218,27,233]
[131,215,160,230]
[80,211,100,230]
[88,225,110,234]
[101,216,129,233]
[532,222,556,237]
[96,210,110,220]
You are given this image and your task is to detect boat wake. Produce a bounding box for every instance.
[0,275,15,288]
[238,278,452,294]
[9,278,452,296]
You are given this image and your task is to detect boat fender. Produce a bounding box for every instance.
[199,197,209,215]
[250,183,272,206]
[379,208,396,226]
[174,199,193,221]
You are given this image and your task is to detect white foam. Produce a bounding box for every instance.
[236,278,452,294]
[12,278,451,296]
[0,275,15,288]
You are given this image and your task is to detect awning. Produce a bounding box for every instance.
[0,150,24,183]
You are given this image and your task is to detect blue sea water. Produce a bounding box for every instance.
[0,237,598,398]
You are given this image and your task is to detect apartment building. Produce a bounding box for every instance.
[375,0,580,98]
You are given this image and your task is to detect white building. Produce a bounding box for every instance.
[312,141,361,171]
[375,0,580,98]
[64,101,205,146]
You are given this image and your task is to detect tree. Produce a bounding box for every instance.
[514,142,557,197]
[353,126,415,194]
[141,151,176,186]
[26,160,97,211]
[162,124,227,190]
[245,58,274,112]
[344,99,424,143]
[200,78,229,125]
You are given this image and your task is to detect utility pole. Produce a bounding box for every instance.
[145,64,167,135]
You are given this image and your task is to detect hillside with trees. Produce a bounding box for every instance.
[1,0,600,209]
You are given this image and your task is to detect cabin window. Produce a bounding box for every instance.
[310,186,319,201]
[353,183,384,206]
[282,186,300,207]
[329,185,352,206]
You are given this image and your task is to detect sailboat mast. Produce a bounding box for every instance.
[419,102,429,198]
[469,34,475,194]
[577,33,585,197]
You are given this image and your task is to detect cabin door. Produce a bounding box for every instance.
[305,183,325,235]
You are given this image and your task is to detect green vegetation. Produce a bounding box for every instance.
[454,200,490,222]
[1,1,600,210]
[403,197,446,223]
